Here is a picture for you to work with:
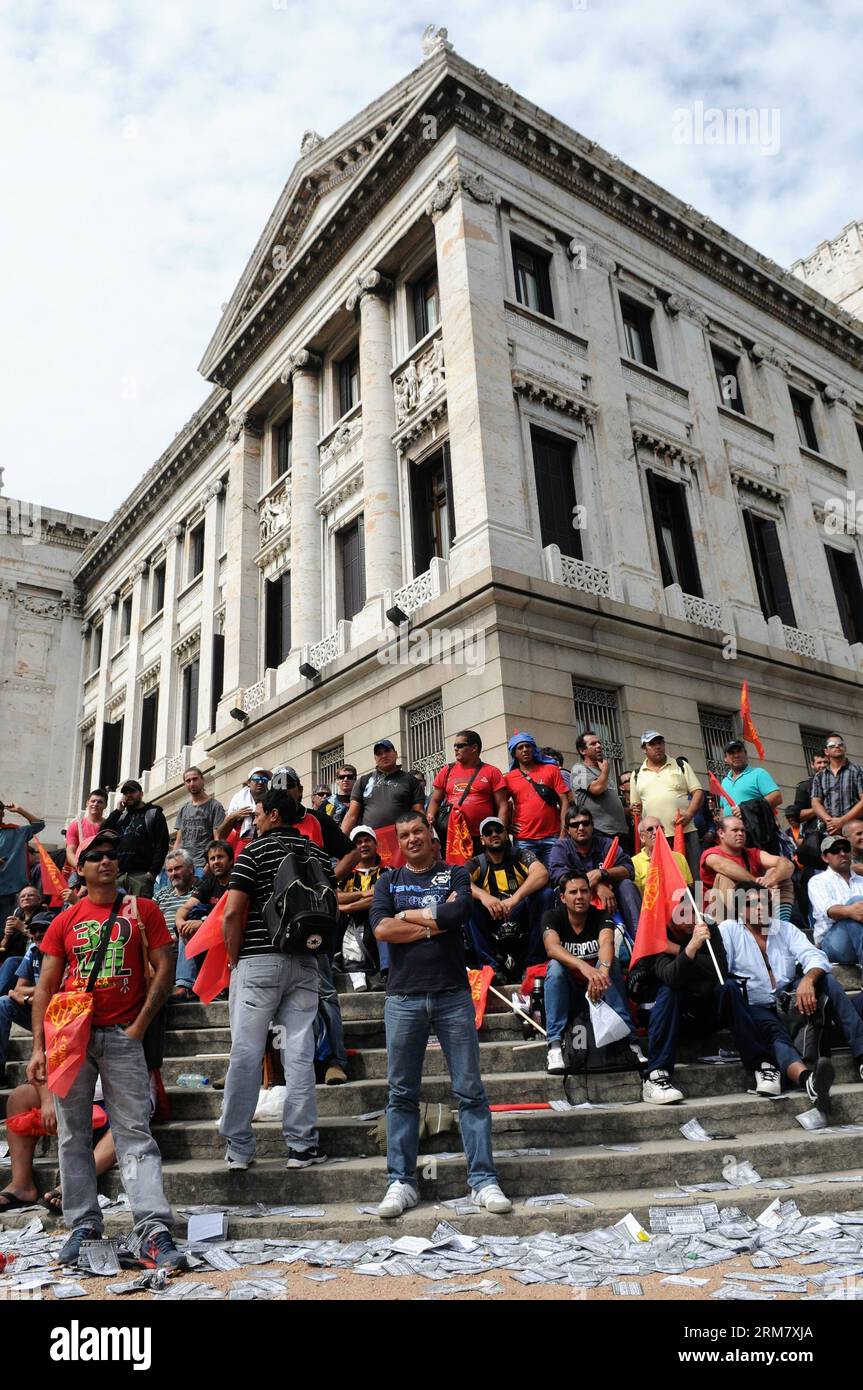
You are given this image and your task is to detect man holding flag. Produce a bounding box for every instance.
[628,830,785,1104]
[0,799,44,924]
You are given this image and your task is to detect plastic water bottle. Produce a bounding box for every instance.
[176,1073,210,1088]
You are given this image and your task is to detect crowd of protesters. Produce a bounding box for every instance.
[1,722,862,1248]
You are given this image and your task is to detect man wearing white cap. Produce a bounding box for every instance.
[629,732,703,880]
[337,826,387,989]
[218,769,272,841]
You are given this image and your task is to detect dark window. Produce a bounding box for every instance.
[646,471,701,595]
[530,427,582,558]
[712,347,745,414]
[265,572,292,669]
[276,417,293,477]
[99,719,123,792]
[151,562,166,617]
[337,348,360,418]
[340,518,366,620]
[801,726,831,775]
[411,444,455,576]
[742,510,796,626]
[210,633,225,733]
[139,690,158,775]
[91,623,103,671]
[412,272,440,342]
[81,739,94,804]
[512,239,554,317]
[825,546,863,646]
[181,659,200,747]
[620,297,657,370]
[120,596,132,642]
[790,390,819,451]
[857,425,863,457]
[189,522,205,581]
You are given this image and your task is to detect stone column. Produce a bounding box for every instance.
[217,412,263,721]
[430,170,534,583]
[281,353,322,650]
[196,479,224,742]
[90,595,116,787]
[346,271,401,640]
[152,524,184,777]
[119,560,148,781]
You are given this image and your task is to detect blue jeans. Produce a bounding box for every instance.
[0,995,31,1070]
[648,980,772,1075]
[821,919,863,968]
[468,889,552,970]
[0,956,24,996]
[516,838,559,870]
[175,935,202,990]
[544,958,632,1045]
[384,988,497,1192]
[317,953,347,1068]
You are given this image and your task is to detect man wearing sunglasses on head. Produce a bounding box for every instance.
[427,731,509,855]
[27,831,181,1271]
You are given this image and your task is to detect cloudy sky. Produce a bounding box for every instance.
[1,0,859,519]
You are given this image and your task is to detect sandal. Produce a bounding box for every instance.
[0,1190,38,1212]
[43,1187,63,1214]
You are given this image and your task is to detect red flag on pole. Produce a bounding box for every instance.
[740,680,765,758]
[185,897,239,1005]
[629,829,690,971]
[446,806,474,864]
[708,770,739,815]
[467,965,494,1029]
[34,838,68,906]
[374,824,406,869]
[591,835,619,908]
[673,812,686,857]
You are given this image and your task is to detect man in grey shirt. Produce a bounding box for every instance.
[570,732,629,840]
[173,768,226,870]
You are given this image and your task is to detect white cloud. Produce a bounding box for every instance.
[1,0,859,517]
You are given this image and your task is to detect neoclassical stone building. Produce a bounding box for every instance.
[70,30,863,827]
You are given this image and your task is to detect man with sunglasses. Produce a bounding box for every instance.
[811,735,863,836]
[427,731,509,853]
[218,768,272,844]
[466,816,550,978]
[548,808,642,945]
[327,765,357,825]
[632,817,692,894]
[27,833,181,1270]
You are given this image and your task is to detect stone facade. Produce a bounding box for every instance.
[791,221,863,323]
[68,37,863,830]
[0,492,102,843]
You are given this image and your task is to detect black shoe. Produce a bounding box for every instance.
[129,1227,186,1270]
[803,1058,834,1111]
[58,1225,102,1266]
[286,1147,328,1169]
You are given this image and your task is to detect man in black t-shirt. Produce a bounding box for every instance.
[219,791,335,1171]
[342,740,425,835]
[370,812,512,1220]
[466,817,550,978]
[542,870,633,1076]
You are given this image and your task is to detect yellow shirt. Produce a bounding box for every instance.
[630,757,702,835]
[632,848,693,894]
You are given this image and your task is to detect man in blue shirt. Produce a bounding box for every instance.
[719,741,782,816]
[0,911,50,1083]
[0,801,45,922]
[548,808,641,944]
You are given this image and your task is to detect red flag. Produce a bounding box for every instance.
[740,680,765,758]
[374,824,405,869]
[519,962,548,996]
[34,838,68,906]
[708,770,739,815]
[629,829,689,971]
[631,810,639,845]
[185,897,236,1005]
[467,965,494,1028]
[490,1103,552,1112]
[446,806,474,864]
[591,835,620,908]
[673,811,686,857]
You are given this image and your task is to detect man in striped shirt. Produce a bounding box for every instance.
[218,789,335,1172]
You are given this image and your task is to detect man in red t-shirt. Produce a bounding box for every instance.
[504,733,570,868]
[28,832,181,1271]
[701,814,793,922]
[426,729,509,851]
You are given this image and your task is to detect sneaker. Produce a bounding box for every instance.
[132,1227,186,1271]
[641,1070,684,1104]
[58,1225,101,1266]
[377,1181,419,1219]
[803,1057,834,1111]
[348,972,368,992]
[754,1062,782,1096]
[857,1061,863,1084]
[286,1147,328,1169]
[324,1064,347,1086]
[629,1041,647,1066]
[225,1154,254,1172]
[546,1043,565,1075]
[472,1183,513,1214]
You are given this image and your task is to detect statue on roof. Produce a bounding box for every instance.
[421,25,453,58]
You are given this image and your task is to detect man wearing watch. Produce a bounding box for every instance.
[548,809,641,946]
[542,870,633,1076]
[370,811,512,1220]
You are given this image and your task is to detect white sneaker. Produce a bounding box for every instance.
[547,1043,565,1075]
[471,1184,513,1214]
[377,1181,419,1219]
[348,972,368,992]
[225,1154,254,1171]
[754,1062,781,1096]
[641,1070,684,1104]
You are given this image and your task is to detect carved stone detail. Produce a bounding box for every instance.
[279,349,323,384]
[320,417,362,466]
[138,661,161,692]
[205,478,226,501]
[426,170,498,218]
[559,556,612,597]
[259,482,291,545]
[512,367,596,423]
[316,469,363,517]
[300,129,324,157]
[174,628,201,659]
[821,384,853,408]
[421,24,453,57]
[567,238,616,272]
[242,679,268,713]
[345,269,394,313]
[225,410,263,444]
[664,292,710,327]
[749,343,791,374]
[632,425,699,467]
[393,333,446,425]
[682,593,723,630]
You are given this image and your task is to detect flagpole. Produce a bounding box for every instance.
[682,885,725,985]
[488,984,548,1037]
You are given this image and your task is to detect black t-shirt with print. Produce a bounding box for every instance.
[541,905,614,962]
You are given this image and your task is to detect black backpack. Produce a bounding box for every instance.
[262,842,338,956]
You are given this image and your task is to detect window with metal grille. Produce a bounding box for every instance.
[800,726,830,774]
[646,470,702,595]
[712,346,745,414]
[699,706,735,778]
[406,694,445,782]
[742,510,796,626]
[620,297,657,370]
[790,389,819,451]
[512,239,554,318]
[825,546,863,646]
[316,742,345,789]
[531,427,582,558]
[571,682,624,780]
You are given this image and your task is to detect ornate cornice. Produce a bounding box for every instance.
[174,628,201,660]
[320,416,362,466]
[225,410,264,444]
[425,169,498,218]
[138,660,161,692]
[730,467,786,503]
[279,348,323,384]
[632,424,701,468]
[663,292,710,328]
[345,269,394,313]
[512,367,597,423]
[316,467,363,516]
[749,342,791,375]
[105,689,126,717]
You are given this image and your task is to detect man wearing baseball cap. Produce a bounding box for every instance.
[103,782,170,898]
[718,740,781,817]
[465,817,550,979]
[341,741,425,835]
[628,732,704,880]
[337,826,386,989]
[218,769,272,843]
[808,834,863,965]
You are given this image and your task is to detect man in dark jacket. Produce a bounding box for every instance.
[103,781,170,898]
[548,809,641,943]
[633,910,786,1105]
